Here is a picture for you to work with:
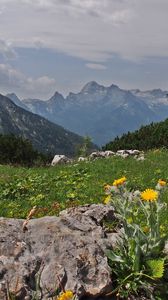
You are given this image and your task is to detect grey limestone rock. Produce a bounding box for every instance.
[0,204,117,300]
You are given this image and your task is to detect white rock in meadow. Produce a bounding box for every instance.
[89,151,106,159]
[104,150,115,157]
[116,150,127,155]
[136,155,145,161]
[126,149,141,155]
[78,156,87,162]
[51,154,71,166]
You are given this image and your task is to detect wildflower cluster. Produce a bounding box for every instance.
[104,177,168,299]
[103,176,127,205]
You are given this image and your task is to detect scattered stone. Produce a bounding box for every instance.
[136,155,145,161]
[116,150,127,156]
[89,150,144,161]
[116,149,144,160]
[51,150,144,165]
[126,149,141,155]
[78,156,87,162]
[104,151,115,157]
[89,151,106,159]
[117,153,129,159]
[51,154,71,166]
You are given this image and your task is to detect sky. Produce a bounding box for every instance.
[0,0,168,99]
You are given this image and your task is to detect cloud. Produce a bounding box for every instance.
[26,76,56,93]
[86,63,107,70]
[0,0,168,74]
[0,64,24,87]
[0,64,56,98]
[0,0,135,62]
[0,39,17,60]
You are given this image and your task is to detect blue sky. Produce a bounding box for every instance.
[0,0,168,99]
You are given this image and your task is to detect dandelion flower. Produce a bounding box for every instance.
[141,189,158,202]
[57,290,74,300]
[113,176,126,186]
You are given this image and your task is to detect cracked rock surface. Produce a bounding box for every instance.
[0,204,118,300]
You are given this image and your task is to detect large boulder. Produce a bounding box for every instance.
[0,205,117,300]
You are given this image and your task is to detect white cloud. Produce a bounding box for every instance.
[86,63,107,70]
[0,0,136,62]
[26,76,56,93]
[0,0,168,71]
[0,64,56,98]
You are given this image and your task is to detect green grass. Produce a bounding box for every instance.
[0,149,168,220]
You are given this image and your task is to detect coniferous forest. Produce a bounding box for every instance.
[0,134,50,166]
[103,118,168,152]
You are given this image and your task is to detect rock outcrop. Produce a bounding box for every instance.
[0,205,117,300]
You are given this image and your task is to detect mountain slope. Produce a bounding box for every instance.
[103,118,168,151]
[0,94,87,156]
[131,89,168,121]
[18,81,165,145]
[6,93,29,110]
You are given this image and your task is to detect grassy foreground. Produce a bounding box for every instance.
[0,149,168,221]
[1,149,168,299]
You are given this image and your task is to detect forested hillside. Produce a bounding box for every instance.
[0,134,49,165]
[103,118,168,151]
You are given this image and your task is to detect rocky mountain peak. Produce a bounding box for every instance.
[6,92,18,99]
[6,93,28,110]
[80,81,105,94]
[108,84,119,90]
[48,91,65,103]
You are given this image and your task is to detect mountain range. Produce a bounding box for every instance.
[7,82,168,145]
[0,94,86,156]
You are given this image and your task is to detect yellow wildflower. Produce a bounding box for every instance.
[158,179,166,186]
[141,189,158,202]
[113,176,126,186]
[57,290,74,300]
[104,195,111,205]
